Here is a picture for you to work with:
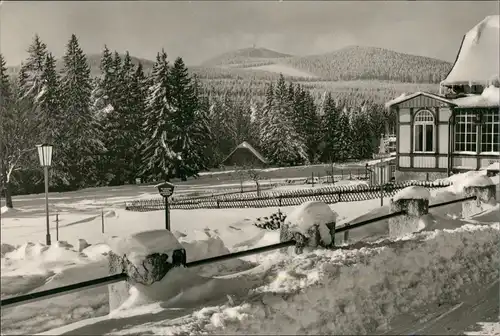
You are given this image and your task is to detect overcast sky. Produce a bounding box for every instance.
[1,1,498,66]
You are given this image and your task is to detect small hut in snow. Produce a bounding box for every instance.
[221,141,268,168]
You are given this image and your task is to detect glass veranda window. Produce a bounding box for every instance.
[413,110,434,152]
[454,112,477,153]
[481,113,499,153]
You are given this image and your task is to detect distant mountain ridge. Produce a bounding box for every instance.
[203,45,453,83]
[202,47,293,67]
[6,45,453,84]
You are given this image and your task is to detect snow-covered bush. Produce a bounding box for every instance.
[280,201,337,253]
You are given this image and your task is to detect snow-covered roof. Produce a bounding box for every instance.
[366,156,396,167]
[450,85,500,108]
[442,15,500,86]
[222,141,267,165]
[385,92,455,108]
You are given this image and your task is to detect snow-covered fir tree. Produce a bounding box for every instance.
[127,62,149,181]
[141,50,178,181]
[208,93,237,165]
[35,53,62,144]
[336,105,352,162]
[319,92,340,162]
[185,76,212,174]
[167,57,200,180]
[102,51,138,185]
[18,35,47,99]
[59,34,105,188]
[292,84,320,163]
[0,53,11,106]
[261,78,308,166]
[349,106,375,159]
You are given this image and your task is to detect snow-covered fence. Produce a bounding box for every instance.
[169,183,279,203]
[0,194,477,309]
[125,181,451,211]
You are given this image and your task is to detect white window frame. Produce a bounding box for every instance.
[454,112,478,154]
[413,110,435,153]
[481,113,500,154]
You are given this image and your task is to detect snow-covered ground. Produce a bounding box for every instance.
[246,63,318,78]
[1,170,499,335]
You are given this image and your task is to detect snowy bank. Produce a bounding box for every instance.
[38,223,499,335]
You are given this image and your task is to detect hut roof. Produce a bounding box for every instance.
[222,141,268,165]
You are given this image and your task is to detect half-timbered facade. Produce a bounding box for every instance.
[386,15,499,181]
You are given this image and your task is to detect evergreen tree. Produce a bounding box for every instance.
[336,105,352,162]
[292,85,320,163]
[141,50,177,181]
[36,53,62,144]
[0,54,11,105]
[59,34,105,188]
[187,76,212,173]
[104,51,137,185]
[320,93,340,162]
[18,34,47,99]
[168,57,209,180]
[128,62,149,181]
[93,45,118,117]
[261,79,308,166]
[259,83,274,150]
[208,93,237,166]
[349,109,374,159]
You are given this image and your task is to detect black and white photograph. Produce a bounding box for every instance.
[0,0,499,335]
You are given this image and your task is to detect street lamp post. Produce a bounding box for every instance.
[37,144,53,246]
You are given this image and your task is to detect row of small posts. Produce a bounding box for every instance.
[51,209,107,243]
[2,176,495,309]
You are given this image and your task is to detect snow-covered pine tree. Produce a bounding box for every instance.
[336,105,352,162]
[59,34,105,188]
[188,76,212,173]
[0,53,11,106]
[18,35,47,99]
[319,92,340,162]
[261,76,308,166]
[36,52,63,144]
[105,51,138,184]
[233,97,253,145]
[274,74,292,120]
[141,50,177,181]
[248,98,262,150]
[292,85,320,163]
[167,57,210,180]
[92,45,117,118]
[348,104,375,160]
[127,62,149,181]
[208,93,237,165]
[258,83,274,153]
[287,81,295,111]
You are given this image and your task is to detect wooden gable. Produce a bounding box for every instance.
[397,95,452,109]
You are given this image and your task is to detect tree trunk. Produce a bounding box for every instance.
[4,181,13,208]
